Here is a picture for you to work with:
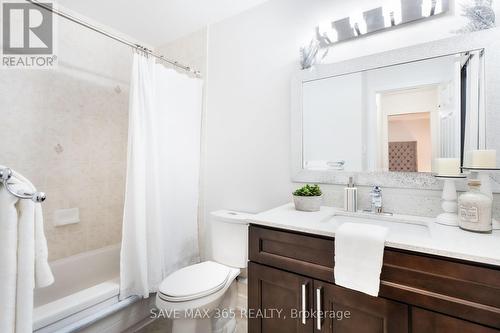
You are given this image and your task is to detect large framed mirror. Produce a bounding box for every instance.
[302,50,483,173]
[291,29,500,190]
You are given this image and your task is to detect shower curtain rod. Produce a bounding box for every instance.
[26,0,201,77]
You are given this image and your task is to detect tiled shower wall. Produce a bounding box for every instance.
[0,16,132,260]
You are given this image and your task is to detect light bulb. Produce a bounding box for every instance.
[423,0,444,17]
[317,20,337,43]
[422,0,433,17]
[434,0,443,15]
[384,0,402,26]
[349,12,367,35]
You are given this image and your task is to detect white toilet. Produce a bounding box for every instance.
[156,210,251,333]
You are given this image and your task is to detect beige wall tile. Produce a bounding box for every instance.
[0,22,131,261]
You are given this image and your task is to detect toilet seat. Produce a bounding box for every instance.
[158,261,231,302]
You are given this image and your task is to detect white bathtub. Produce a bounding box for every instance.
[34,245,121,333]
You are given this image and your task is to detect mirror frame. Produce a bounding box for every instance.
[291,28,500,191]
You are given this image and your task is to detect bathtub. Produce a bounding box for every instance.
[34,245,121,333]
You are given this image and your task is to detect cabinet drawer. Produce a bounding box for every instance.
[412,307,499,333]
[380,249,500,328]
[249,225,334,282]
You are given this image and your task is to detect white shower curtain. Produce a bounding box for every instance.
[120,52,203,299]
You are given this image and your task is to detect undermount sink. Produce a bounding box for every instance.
[323,211,430,239]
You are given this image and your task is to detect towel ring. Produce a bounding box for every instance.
[0,168,46,203]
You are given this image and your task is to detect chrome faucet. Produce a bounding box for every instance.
[370,186,383,213]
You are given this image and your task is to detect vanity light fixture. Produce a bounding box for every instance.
[313,0,449,47]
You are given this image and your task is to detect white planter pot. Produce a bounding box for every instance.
[293,195,322,212]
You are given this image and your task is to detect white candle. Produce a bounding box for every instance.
[465,150,497,169]
[434,158,460,176]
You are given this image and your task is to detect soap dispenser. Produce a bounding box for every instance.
[344,177,358,212]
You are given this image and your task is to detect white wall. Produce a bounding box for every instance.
[158,0,500,258]
[156,28,208,75]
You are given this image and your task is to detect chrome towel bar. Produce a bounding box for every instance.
[0,168,46,203]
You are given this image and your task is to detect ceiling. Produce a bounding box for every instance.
[56,0,270,46]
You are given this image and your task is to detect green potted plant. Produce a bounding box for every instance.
[292,184,323,212]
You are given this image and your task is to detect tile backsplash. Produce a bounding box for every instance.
[319,184,500,220]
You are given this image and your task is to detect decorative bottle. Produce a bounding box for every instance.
[458,180,492,233]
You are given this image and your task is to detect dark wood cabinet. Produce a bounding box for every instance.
[314,281,408,333]
[248,262,313,333]
[412,307,498,333]
[249,225,500,333]
[248,262,408,333]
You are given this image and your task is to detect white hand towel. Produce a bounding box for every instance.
[0,167,54,333]
[334,223,388,297]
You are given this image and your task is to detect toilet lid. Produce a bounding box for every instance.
[159,261,230,301]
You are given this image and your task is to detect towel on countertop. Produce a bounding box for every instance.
[0,166,54,333]
[334,222,388,297]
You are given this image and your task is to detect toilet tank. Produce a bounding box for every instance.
[210,210,253,268]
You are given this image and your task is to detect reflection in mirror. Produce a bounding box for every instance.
[302,49,484,173]
[383,88,435,173]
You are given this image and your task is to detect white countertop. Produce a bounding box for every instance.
[249,203,500,267]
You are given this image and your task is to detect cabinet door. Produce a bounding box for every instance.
[412,307,499,333]
[248,262,313,333]
[313,281,408,333]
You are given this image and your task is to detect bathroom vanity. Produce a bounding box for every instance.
[258,28,500,333]
[247,204,500,333]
